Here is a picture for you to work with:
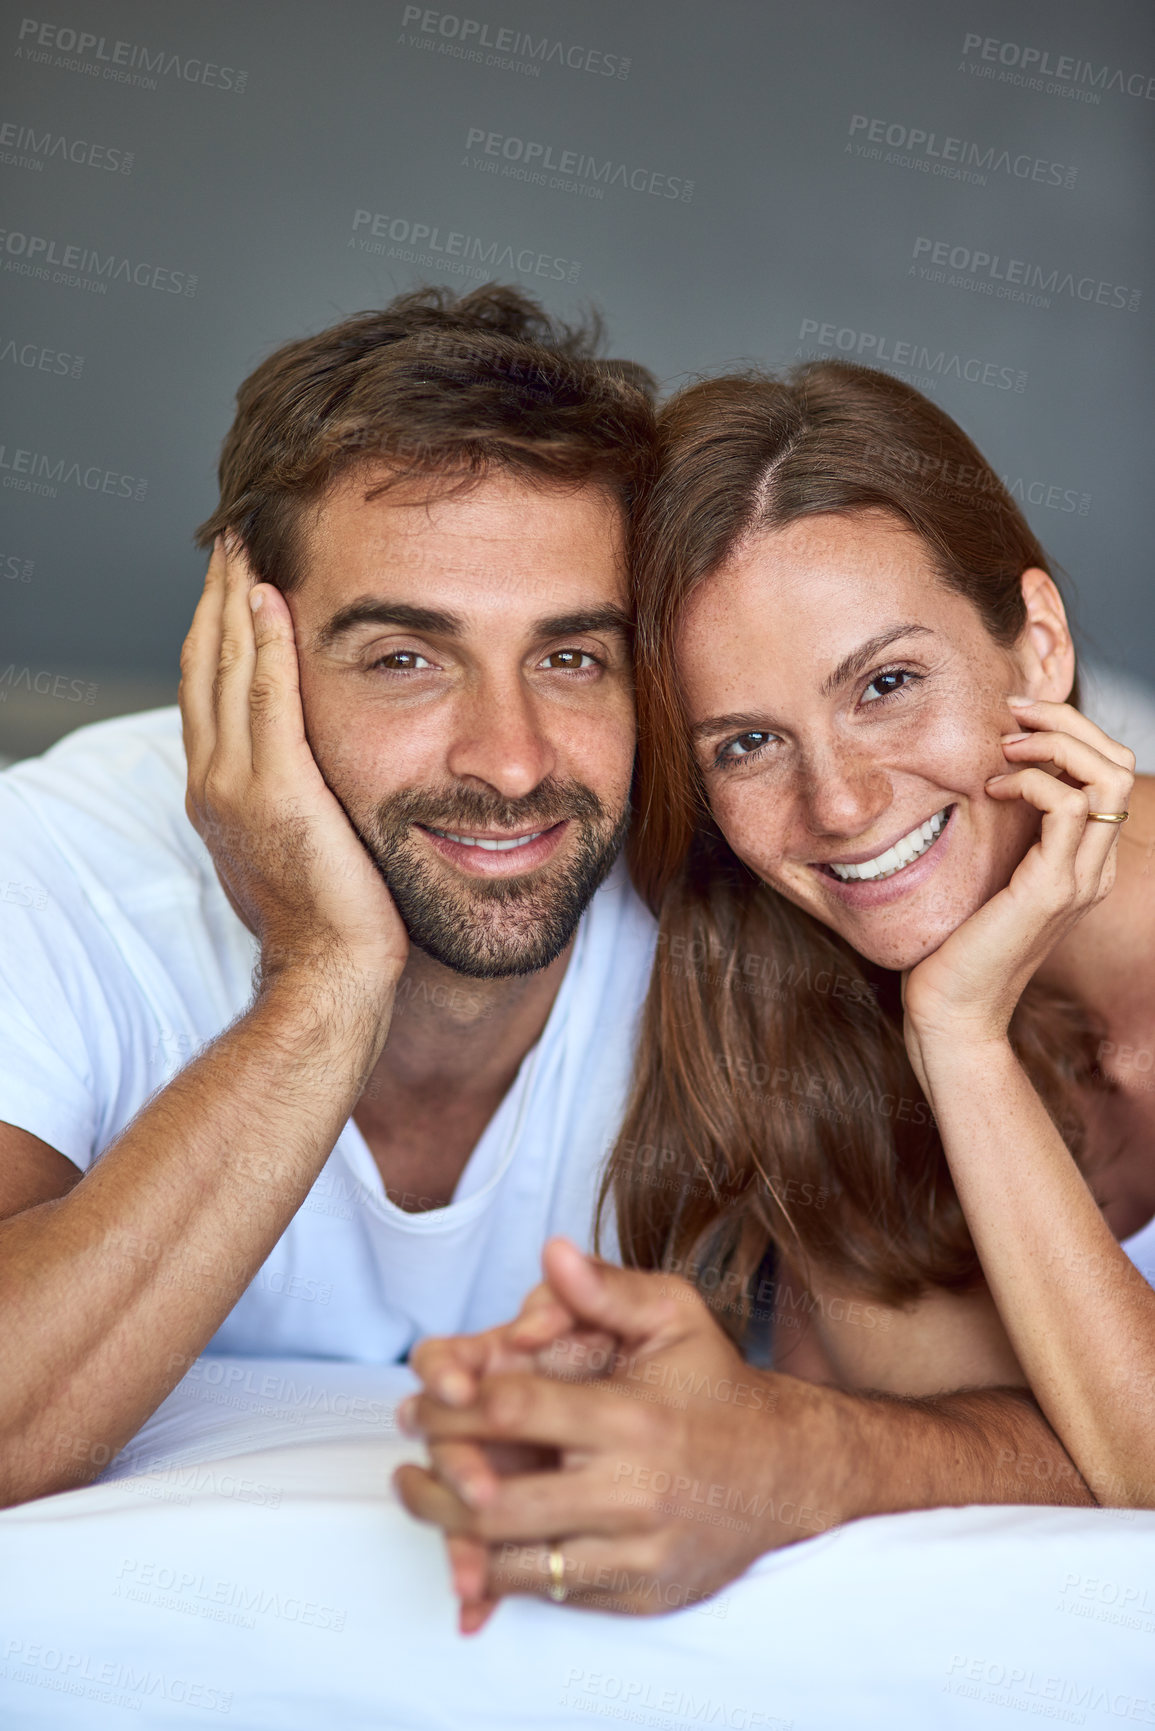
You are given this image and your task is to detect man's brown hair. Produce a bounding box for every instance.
[195,283,657,588]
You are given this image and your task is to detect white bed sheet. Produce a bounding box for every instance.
[3,1358,1154,1731]
[98,1355,413,1480]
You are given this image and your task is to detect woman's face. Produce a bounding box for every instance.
[676,510,1070,971]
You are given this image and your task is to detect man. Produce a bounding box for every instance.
[0,284,1085,1579]
[0,285,656,1503]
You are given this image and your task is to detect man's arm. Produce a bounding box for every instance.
[800,1376,1089,1523]
[0,975,387,1505]
[769,1252,1084,1503]
[0,543,406,1506]
[397,1245,1090,1618]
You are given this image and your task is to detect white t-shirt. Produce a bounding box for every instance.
[0,708,657,1363]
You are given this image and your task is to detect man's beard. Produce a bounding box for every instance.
[349,777,630,978]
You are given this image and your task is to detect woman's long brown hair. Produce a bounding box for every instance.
[599,361,1103,1327]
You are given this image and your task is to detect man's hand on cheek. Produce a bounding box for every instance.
[179,536,409,1000]
[395,1247,835,1623]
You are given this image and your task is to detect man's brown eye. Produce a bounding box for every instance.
[374,651,428,671]
[544,650,594,669]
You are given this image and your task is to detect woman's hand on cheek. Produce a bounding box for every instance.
[902,698,1134,1078]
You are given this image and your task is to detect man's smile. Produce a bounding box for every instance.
[416,819,569,877]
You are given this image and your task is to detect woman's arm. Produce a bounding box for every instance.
[902,697,1151,1503]
[914,1035,1155,1506]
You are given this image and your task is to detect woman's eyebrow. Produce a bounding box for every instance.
[690,623,936,743]
[820,624,934,697]
[691,711,772,744]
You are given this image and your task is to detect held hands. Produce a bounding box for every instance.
[402,1243,623,1632]
[179,538,408,997]
[396,1240,820,1625]
[903,698,1135,1071]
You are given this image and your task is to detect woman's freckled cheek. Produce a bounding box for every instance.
[899,710,986,792]
[707,782,794,883]
[919,680,1009,784]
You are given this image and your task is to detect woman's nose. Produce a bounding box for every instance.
[799,749,892,840]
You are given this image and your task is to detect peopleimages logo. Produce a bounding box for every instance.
[463,127,693,201]
[797,319,1027,393]
[0,118,133,173]
[559,1671,787,1727]
[847,115,1075,189]
[1,1640,233,1716]
[399,6,630,79]
[0,228,197,296]
[349,209,581,283]
[944,1653,1155,1721]
[911,237,1141,313]
[115,1558,347,1633]
[0,440,148,501]
[14,18,248,93]
[865,438,1091,519]
[0,666,98,704]
[1,336,83,377]
[958,33,1155,104]
[1,549,35,581]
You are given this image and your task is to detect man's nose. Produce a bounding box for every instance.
[445,673,556,801]
[799,745,892,839]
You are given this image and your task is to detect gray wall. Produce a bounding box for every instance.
[2,0,1152,757]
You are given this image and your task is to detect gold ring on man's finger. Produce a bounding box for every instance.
[547,1543,568,1603]
[1086,811,1129,824]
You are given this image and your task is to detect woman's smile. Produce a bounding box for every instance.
[818,803,951,880]
[810,803,957,907]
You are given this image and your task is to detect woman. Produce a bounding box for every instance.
[610,358,1151,1494]
[399,361,1154,1617]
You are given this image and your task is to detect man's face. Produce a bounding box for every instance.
[287,468,635,978]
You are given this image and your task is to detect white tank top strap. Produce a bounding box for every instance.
[1119,1211,1155,1288]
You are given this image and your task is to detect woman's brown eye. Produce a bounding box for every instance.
[863,670,913,702]
[720,732,772,761]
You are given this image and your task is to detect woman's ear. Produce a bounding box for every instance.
[1013,568,1076,703]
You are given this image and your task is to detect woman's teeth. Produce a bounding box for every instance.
[827,808,949,882]
[429,828,545,852]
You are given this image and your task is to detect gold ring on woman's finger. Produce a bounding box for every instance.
[1086,811,1129,824]
[547,1543,568,1603]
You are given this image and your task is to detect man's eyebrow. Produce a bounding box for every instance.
[312,600,465,652]
[820,624,934,697]
[534,606,633,641]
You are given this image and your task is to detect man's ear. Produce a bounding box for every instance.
[1013,568,1076,703]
